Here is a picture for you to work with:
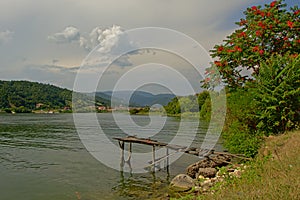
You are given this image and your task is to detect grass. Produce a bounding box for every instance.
[173,130,300,200]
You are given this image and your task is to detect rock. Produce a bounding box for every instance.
[200,179,212,187]
[169,174,195,192]
[194,186,201,191]
[210,177,218,183]
[186,154,231,178]
[198,175,205,179]
[198,168,217,178]
[227,168,235,172]
[230,169,242,178]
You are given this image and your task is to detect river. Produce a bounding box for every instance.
[0,113,222,200]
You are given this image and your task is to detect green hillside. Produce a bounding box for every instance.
[0,80,108,113]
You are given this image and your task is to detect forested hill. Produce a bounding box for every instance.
[0,80,108,113]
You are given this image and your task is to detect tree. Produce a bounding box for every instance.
[203,0,300,88]
[164,97,181,114]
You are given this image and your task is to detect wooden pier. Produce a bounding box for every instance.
[113,135,211,172]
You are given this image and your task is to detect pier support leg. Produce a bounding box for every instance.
[152,145,156,171]
[166,147,169,173]
[127,142,132,162]
[118,141,125,170]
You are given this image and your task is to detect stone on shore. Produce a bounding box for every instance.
[186,154,231,178]
[198,167,217,178]
[169,174,195,191]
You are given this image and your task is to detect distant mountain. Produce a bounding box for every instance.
[95,90,176,107]
[0,80,109,113]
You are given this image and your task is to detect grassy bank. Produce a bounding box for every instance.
[174,130,300,200]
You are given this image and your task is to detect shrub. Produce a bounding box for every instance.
[250,54,300,134]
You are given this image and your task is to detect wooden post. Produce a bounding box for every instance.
[127,142,132,162]
[166,147,169,172]
[118,141,125,170]
[152,145,155,171]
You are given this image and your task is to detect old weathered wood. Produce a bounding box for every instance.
[114,136,168,147]
[113,136,248,173]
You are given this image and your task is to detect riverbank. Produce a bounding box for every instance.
[171,130,300,200]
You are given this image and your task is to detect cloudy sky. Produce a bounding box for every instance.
[0,0,298,94]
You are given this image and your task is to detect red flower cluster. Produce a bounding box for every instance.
[270,1,277,8]
[287,21,294,28]
[205,78,211,82]
[291,54,298,58]
[217,46,224,53]
[214,61,222,67]
[259,49,264,55]
[255,9,266,17]
[269,25,273,30]
[295,10,300,15]
[234,46,242,52]
[251,6,258,11]
[238,32,247,37]
[256,31,262,36]
[240,19,247,26]
[252,46,264,55]
[258,21,266,29]
[252,46,260,52]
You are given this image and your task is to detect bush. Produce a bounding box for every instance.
[222,121,262,158]
[221,88,262,157]
[250,54,300,134]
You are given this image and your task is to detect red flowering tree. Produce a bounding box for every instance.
[203,0,300,88]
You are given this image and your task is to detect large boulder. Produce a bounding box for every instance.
[169,174,195,192]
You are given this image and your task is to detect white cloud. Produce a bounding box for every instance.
[48,26,80,43]
[96,25,123,53]
[0,30,14,45]
[48,25,133,69]
[48,25,125,52]
[79,25,124,52]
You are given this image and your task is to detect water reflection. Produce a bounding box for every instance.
[0,114,81,151]
[113,170,170,199]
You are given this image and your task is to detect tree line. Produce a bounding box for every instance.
[0,80,108,113]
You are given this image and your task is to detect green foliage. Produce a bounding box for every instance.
[197,90,210,109]
[222,121,262,158]
[250,54,300,134]
[221,88,262,157]
[129,106,150,115]
[199,97,211,121]
[179,95,199,113]
[0,80,72,111]
[164,91,210,115]
[0,80,109,113]
[200,0,300,157]
[221,54,300,156]
[203,0,300,88]
[164,97,181,114]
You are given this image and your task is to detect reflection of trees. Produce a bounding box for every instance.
[112,170,170,199]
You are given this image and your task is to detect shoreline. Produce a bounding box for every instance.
[169,130,300,199]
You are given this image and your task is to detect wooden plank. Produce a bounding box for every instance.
[113,136,168,147]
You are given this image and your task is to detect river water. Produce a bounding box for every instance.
[0,113,222,200]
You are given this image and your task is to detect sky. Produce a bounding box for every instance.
[0,0,298,95]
